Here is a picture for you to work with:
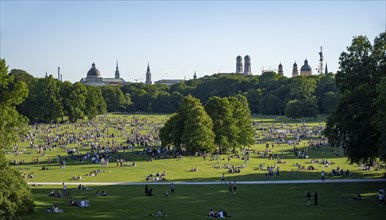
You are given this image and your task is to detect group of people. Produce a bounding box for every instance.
[207,208,229,218]
[145,171,167,181]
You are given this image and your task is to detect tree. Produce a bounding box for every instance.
[0,59,34,218]
[289,76,316,101]
[0,154,34,219]
[228,95,255,151]
[9,69,35,86]
[325,32,386,163]
[101,86,127,112]
[205,96,238,153]
[159,113,178,149]
[27,76,63,122]
[0,59,29,148]
[85,86,107,120]
[182,106,215,153]
[285,100,302,119]
[301,96,318,117]
[373,75,386,160]
[59,81,74,120]
[315,73,339,113]
[67,82,87,122]
[321,91,339,114]
[160,95,215,153]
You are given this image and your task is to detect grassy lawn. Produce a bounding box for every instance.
[25,182,385,220]
[3,114,385,219]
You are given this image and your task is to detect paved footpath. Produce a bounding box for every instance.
[29,178,386,186]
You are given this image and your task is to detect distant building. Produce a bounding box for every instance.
[233,55,251,75]
[80,63,126,86]
[300,59,312,76]
[154,79,185,86]
[292,62,299,77]
[278,63,283,76]
[145,63,152,85]
[236,55,243,73]
[243,55,252,76]
[193,71,197,80]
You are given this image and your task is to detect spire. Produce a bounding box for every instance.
[292,61,299,77]
[146,63,152,85]
[278,62,283,76]
[115,60,120,79]
[325,63,328,74]
[193,70,197,80]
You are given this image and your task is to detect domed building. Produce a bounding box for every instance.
[300,59,312,76]
[80,62,127,86]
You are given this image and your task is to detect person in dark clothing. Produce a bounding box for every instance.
[314,192,319,205]
[145,185,149,195]
[306,192,311,205]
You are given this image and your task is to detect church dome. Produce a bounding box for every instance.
[87,63,101,77]
[236,55,242,61]
[300,59,312,72]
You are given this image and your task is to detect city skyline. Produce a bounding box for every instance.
[1,1,385,83]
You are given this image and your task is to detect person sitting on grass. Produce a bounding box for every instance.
[96,190,108,196]
[208,208,217,218]
[216,209,230,218]
[349,193,362,200]
[47,203,63,213]
[57,190,63,198]
[49,189,55,196]
[147,188,154,197]
[149,210,167,217]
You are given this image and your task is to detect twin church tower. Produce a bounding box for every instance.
[236,55,252,76]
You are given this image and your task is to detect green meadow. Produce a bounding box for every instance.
[26,183,385,220]
[3,114,385,219]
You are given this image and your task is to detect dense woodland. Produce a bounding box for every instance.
[9,68,340,123]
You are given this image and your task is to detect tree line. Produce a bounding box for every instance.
[9,66,339,123]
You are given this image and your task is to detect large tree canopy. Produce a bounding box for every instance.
[325,32,386,163]
[0,59,29,148]
[160,95,215,153]
[0,59,34,218]
[205,96,238,153]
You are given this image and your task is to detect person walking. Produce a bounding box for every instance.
[221,173,225,184]
[321,171,325,181]
[170,183,175,194]
[232,181,237,195]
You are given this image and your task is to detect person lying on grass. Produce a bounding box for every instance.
[70,198,90,207]
[47,203,63,213]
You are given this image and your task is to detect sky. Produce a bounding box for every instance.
[1,0,385,83]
